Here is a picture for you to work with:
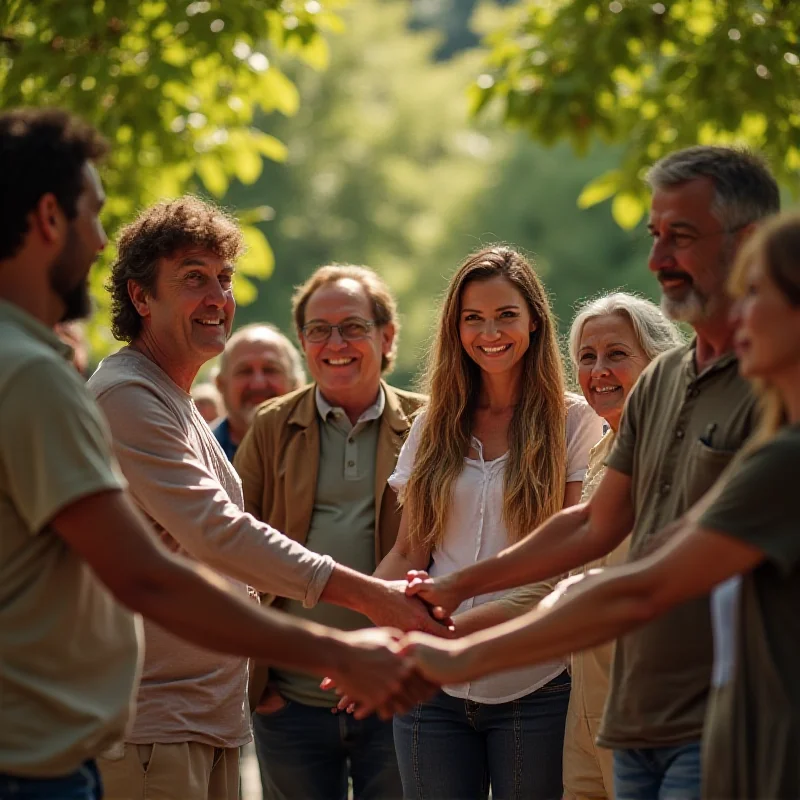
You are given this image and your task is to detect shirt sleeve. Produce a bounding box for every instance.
[698,433,800,576]
[387,412,424,497]
[96,381,334,607]
[566,396,605,483]
[0,360,123,534]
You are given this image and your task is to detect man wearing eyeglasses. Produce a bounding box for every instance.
[234,265,429,800]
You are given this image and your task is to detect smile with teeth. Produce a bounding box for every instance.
[326,357,356,366]
[593,386,621,394]
[479,344,512,354]
[196,319,224,326]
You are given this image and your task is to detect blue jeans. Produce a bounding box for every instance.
[613,742,702,800]
[393,671,570,800]
[252,700,402,800]
[0,760,101,799]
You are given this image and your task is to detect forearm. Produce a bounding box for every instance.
[374,548,423,581]
[129,554,349,677]
[454,569,655,680]
[451,507,614,604]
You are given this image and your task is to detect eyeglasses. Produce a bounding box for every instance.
[301,318,377,343]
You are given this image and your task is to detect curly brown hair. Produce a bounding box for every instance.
[108,196,244,342]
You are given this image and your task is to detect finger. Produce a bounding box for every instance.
[320,677,336,691]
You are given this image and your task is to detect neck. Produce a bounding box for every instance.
[771,365,800,425]
[130,334,201,393]
[692,315,736,373]
[0,256,64,327]
[478,368,521,412]
[319,383,381,426]
[227,416,248,445]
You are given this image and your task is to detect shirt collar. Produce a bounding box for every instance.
[0,299,73,361]
[315,385,385,425]
[682,337,740,382]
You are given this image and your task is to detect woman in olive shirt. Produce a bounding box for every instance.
[404,211,800,799]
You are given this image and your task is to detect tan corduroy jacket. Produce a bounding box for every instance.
[233,380,426,707]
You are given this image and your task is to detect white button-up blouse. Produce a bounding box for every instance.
[389,393,604,704]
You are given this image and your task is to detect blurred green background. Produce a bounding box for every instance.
[3,0,798,388]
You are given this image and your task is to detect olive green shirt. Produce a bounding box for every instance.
[699,426,800,799]
[271,388,383,707]
[0,301,140,777]
[600,342,757,748]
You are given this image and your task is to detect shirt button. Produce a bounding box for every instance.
[347,460,355,467]
[661,482,671,494]
[675,429,685,439]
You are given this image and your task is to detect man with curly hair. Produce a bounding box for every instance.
[0,109,430,800]
[88,196,445,799]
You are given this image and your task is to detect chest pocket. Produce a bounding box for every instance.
[685,439,736,507]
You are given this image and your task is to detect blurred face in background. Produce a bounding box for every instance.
[577,313,649,432]
[216,334,296,432]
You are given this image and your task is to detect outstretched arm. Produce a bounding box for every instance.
[407,467,635,615]
[404,520,763,685]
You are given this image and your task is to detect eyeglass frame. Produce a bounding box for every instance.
[300,317,378,343]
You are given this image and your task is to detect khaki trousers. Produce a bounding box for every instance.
[99,742,239,800]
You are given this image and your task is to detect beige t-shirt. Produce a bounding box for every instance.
[89,348,335,747]
[0,301,139,777]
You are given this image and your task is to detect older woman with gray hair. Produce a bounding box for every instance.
[559,291,684,800]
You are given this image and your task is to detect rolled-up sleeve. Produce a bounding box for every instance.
[96,382,334,607]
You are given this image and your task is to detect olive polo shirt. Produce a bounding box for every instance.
[0,300,140,777]
[698,425,800,799]
[271,388,384,707]
[599,341,758,749]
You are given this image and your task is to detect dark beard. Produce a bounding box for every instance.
[49,226,93,322]
[59,278,92,322]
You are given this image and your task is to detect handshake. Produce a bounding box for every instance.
[316,569,468,721]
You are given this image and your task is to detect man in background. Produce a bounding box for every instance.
[213,323,305,460]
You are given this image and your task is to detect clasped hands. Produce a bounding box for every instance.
[319,570,466,720]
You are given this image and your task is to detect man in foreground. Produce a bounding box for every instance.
[0,108,429,799]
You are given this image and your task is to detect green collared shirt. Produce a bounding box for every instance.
[272,387,385,707]
[599,340,758,749]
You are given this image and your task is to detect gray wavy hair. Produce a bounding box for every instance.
[569,291,685,368]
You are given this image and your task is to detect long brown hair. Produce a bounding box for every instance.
[729,212,800,447]
[403,246,567,550]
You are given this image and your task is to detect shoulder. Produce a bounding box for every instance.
[251,384,315,427]
[384,384,427,416]
[88,349,159,401]
[565,391,602,429]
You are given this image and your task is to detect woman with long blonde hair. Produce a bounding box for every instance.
[404,213,800,799]
[375,246,603,799]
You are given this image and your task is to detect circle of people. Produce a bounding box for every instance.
[1,107,799,800]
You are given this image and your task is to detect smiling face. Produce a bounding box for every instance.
[577,313,649,431]
[458,275,536,379]
[133,248,235,377]
[300,278,394,405]
[648,177,736,326]
[733,257,800,382]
